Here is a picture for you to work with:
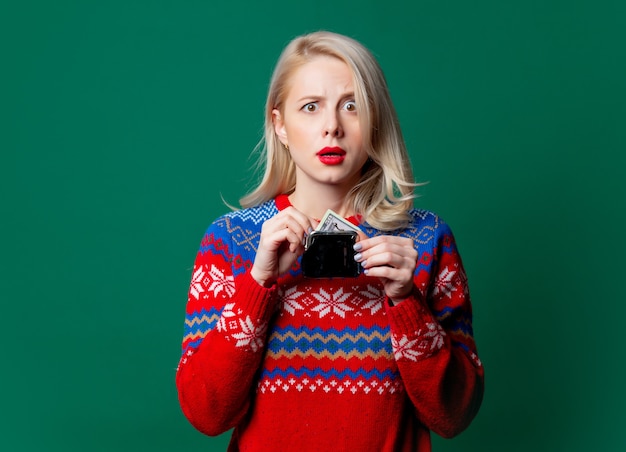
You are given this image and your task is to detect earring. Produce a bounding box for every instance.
[285,143,289,150]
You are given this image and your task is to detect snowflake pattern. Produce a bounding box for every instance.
[216,303,236,332]
[207,264,235,297]
[432,266,457,299]
[392,335,421,361]
[358,285,384,314]
[392,322,446,362]
[311,288,353,318]
[189,265,205,300]
[232,316,267,352]
[281,286,306,315]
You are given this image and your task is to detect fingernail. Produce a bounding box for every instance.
[353,243,362,251]
[354,253,362,261]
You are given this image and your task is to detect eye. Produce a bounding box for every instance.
[343,100,357,112]
[302,102,318,112]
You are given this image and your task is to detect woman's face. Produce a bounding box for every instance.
[273,55,368,192]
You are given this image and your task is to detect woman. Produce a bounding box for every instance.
[176,31,484,451]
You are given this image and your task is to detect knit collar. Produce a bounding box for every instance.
[275,194,361,226]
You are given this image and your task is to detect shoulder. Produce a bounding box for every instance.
[402,209,450,243]
[198,199,278,257]
[407,209,444,228]
[209,199,278,232]
[362,208,451,248]
[363,209,455,249]
[405,209,461,259]
[363,209,450,239]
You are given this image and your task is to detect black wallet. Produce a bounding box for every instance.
[301,231,360,278]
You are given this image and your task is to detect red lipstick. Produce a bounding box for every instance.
[316,147,346,165]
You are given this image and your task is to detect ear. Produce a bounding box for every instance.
[272,108,288,146]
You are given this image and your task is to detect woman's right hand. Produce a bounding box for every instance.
[250,207,315,287]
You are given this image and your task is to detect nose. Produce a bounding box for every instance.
[324,111,344,138]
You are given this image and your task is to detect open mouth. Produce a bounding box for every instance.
[317,151,346,165]
[317,147,346,157]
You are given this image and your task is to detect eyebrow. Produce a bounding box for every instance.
[295,92,355,103]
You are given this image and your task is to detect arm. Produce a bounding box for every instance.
[175,220,278,436]
[176,207,314,436]
[385,221,484,437]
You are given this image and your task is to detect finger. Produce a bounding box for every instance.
[354,230,368,243]
[283,217,306,239]
[259,227,301,253]
[359,250,408,270]
[264,212,311,245]
[286,230,306,254]
[362,264,414,286]
[356,242,417,267]
[281,206,317,233]
[356,235,413,251]
[273,222,307,254]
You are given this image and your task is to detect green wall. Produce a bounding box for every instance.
[3,1,625,450]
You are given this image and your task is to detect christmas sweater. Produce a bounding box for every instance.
[176,195,484,451]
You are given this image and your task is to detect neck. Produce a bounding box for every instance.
[289,185,355,220]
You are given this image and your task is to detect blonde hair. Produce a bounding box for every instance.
[240,31,418,231]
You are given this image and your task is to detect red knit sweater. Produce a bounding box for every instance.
[176,196,484,451]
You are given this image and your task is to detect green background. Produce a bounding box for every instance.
[2,0,625,450]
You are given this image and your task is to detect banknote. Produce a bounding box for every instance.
[317,209,361,233]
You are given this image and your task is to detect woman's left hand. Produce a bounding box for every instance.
[354,235,418,304]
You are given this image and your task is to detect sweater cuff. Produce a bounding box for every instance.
[385,290,447,362]
[235,270,279,323]
[385,289,438,334]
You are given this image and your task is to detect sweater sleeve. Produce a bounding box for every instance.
[385,219,484,438]
[175,219,278,436]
